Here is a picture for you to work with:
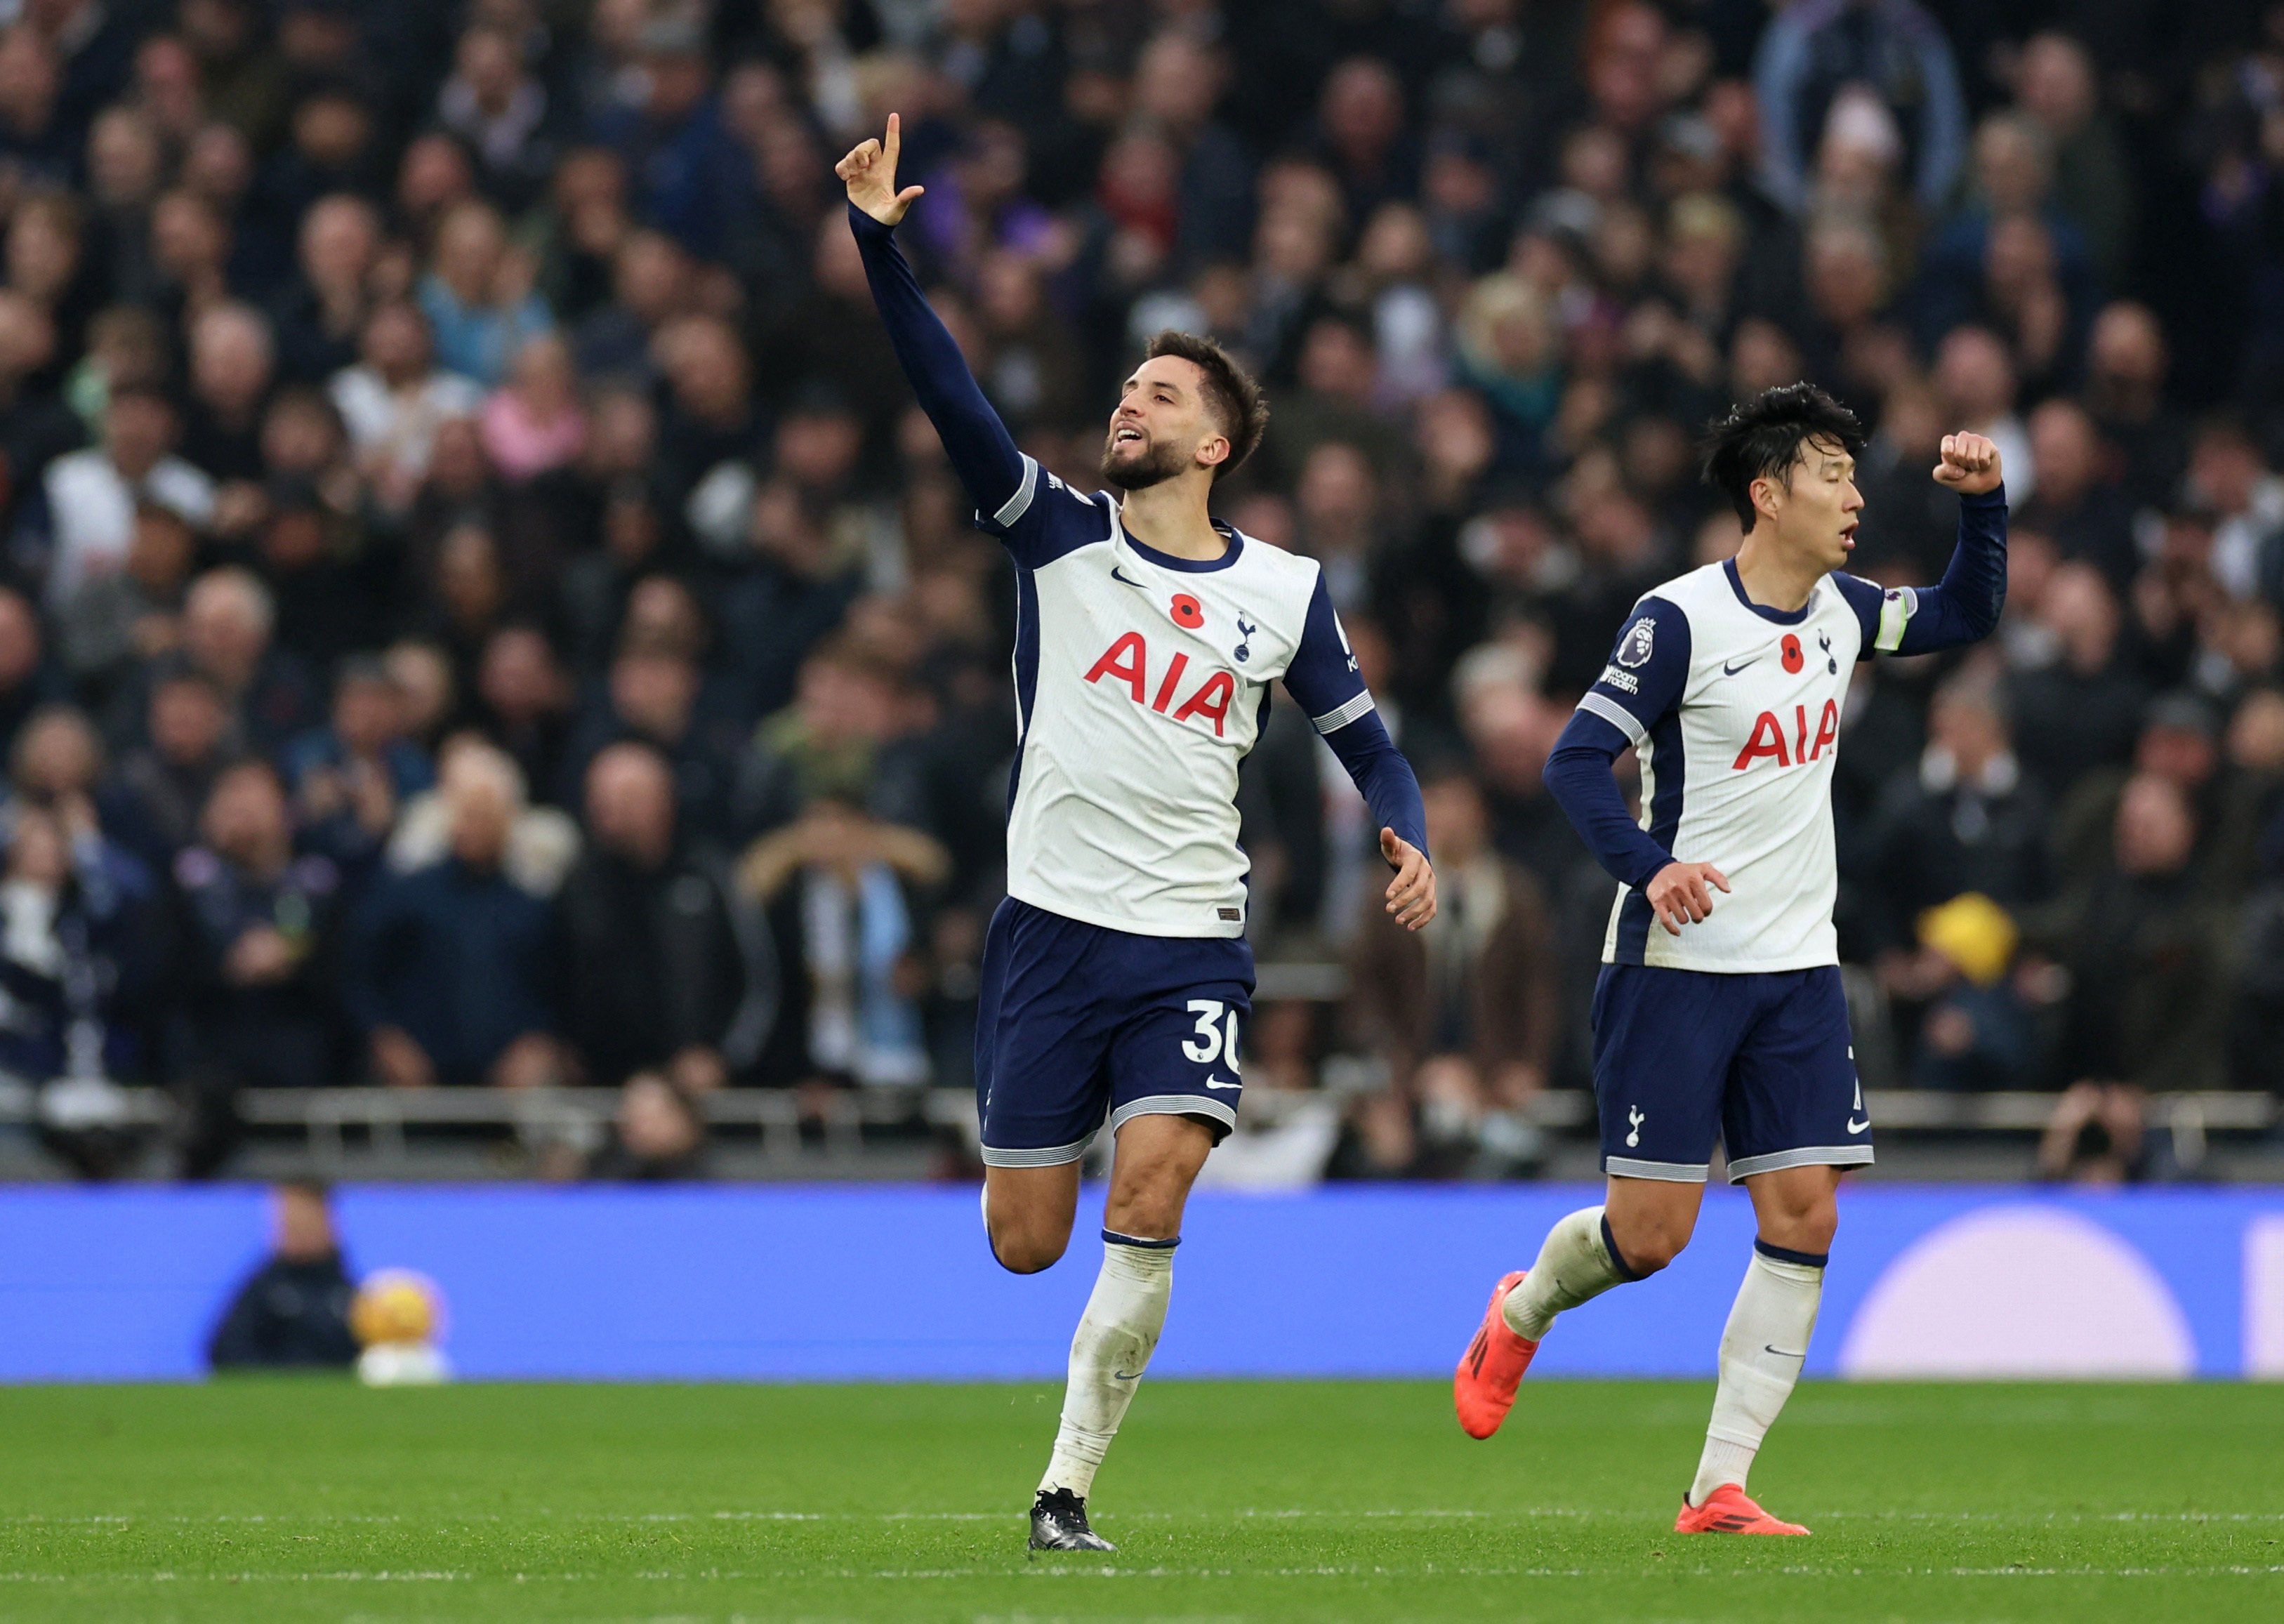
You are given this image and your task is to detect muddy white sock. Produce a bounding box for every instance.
[1037,1232,1175,1500]
[1501,1206,1637,1340]
[1689,1241,1826,1505]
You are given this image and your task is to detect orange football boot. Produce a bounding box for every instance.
[1674,1483,1809,1536]
[1453,1270,1539,1439]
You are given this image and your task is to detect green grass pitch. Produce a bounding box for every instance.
[1,1380,2280,1622]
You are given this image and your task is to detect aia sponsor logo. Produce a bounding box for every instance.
[1733,699,1840,770]
[1084,631,1237,735]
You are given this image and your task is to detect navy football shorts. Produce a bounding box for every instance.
[1590,963,1873,1183]
[974,897,1253,1168]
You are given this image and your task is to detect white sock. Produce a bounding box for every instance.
[1038,1232,1175,1500]
[1689,1243,1826,1505]
[1501,1206,1635,1340]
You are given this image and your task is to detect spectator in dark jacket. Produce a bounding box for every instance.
[206,1181,358,1370]
[1865,676,2050,953]
[1345,768,1559,1175]
[347,742,557,1089]
[166,759,345,1175]
[553,741,748,1092]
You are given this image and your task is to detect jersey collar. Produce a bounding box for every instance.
[1109,498,1247,572]
[1722,557,1816,625]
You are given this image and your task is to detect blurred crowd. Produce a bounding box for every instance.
[0,0,2279,1183]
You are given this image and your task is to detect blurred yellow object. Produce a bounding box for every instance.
[350,1269,444,1349]
[1916,892,2018,986]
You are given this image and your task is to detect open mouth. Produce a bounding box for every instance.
[1840,522,1859,549]
[1112,426,1144,447]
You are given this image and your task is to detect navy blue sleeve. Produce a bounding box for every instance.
[1837,487,2008,658]
[1544,712,1675,891]
[847,204,1054,557]
[1285,573,1427,861]
[1543,595,1692,891]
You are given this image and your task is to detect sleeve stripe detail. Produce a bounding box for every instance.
[1577,692,1648,747]
[993,455,1041,527]
[1310,690,1377,734]
[1874,585,1917,653]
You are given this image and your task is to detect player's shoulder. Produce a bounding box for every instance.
[1637,562,1732,616]
[1222,528,1323,598]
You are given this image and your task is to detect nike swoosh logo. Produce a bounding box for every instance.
[1763,1345,1807,1359]
[1112,1370,1142,1381]
[1111,566,1148,588]
[1203,1075,1239,1090]
[1722,656,1762,675]
[1847,1116,1870,1134]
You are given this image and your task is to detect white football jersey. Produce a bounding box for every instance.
[1578,560,1872,972]
[983,458,1375,938]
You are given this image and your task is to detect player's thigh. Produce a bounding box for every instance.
[983,1160,1082,1269]
[1103,1112,1215,1241]
[1104,951,1252,1148]
[974,899,1117,1172]
[1591,964,1748,1187]
[1722,966,1872,1189]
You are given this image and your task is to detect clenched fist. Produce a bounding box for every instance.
[1932,432,2002,496]
[836,112,925,226]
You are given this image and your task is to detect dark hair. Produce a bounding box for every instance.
[1701,383,1866,532]
[1142,330,1270,481]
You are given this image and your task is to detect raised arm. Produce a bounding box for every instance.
[837,115,1031,529]
[1837,431,2008,657]
[1282,575,1435,930]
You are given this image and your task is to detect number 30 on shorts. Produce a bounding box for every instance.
[1180,999,1242,1070]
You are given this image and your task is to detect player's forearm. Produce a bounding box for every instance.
[1322,712,1429,859]
[1543,713,1672,891]
[846,204,1027,511]
[1889,488,2007,654]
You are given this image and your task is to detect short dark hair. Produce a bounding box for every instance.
[1142,330,1269,482]
[1701,383,1866,532]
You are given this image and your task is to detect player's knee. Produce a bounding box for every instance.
[989,1223,1069,1275]
[1605,1210,1695,1276]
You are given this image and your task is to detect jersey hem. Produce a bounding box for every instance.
[1005,883,1249,940]
[1602,953,1842,974]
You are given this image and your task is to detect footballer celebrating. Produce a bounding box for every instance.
[838,118,1435,1552]
[1454,385,2006,1535]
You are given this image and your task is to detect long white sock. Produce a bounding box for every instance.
[1037,1232,1175,1500]
[1501,1206,1637,1340]
[1689,1241,1826,1505]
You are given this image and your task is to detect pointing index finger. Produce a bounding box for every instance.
[885,112,902,166]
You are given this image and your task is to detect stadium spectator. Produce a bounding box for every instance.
[164,758,344,1175]
[552,741,748,1093]
[34,382,213,609]
[581,1069,705,1180]
[1345,766,1559,1176]
[206,1180,358,1369]
[346,743,557,1090]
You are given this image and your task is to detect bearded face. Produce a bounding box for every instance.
[1100,422,1193,490]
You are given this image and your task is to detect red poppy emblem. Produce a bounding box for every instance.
[1781,633,1803,673]
[1170,593,1204,629]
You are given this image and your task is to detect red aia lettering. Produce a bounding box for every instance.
[1733,711,1790,769]
[1172,671,1235,735]
[1733,699,1843,770]
[1084,633,1234,736]
[1811,699,1839,760]
[1084,631,1147,701]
